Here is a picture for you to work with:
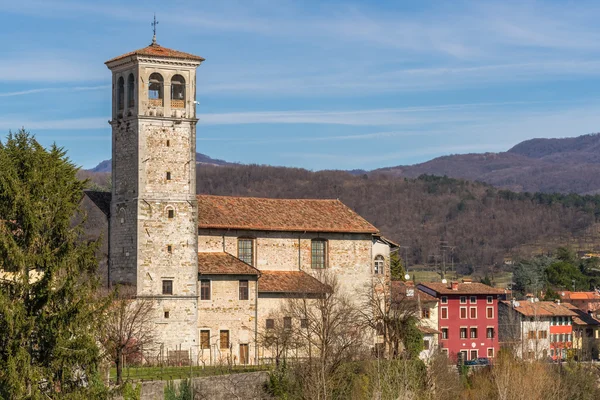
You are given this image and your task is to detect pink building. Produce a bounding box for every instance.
[418,280,504,362]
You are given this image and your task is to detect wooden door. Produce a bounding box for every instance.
[240,344,249,365]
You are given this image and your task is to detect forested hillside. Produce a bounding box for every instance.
[195,164,600,272]
[376,133,600,194]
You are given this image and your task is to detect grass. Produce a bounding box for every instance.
[110,364,272,382]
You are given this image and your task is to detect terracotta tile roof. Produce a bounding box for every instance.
[197,195,379,234]
[562,303,600,326]
[258,271,331,294]
[106,43,205,64]
[84,190,111,217]
[197,252,259,276]
[500,300,577,317]
[418,326,440,335]
[418,282,505,296]
[392,281,437,303]
[559,291,600,301]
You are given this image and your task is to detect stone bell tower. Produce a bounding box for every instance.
[105,35,204,356]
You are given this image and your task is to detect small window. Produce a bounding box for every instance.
[421,308,430,319]
[238,238,254,266]
[167,209,174,219]
[166,140,170,147]
[162,280,173,295]
[487,327,494,339]
[470,307,477,319]
[166,171,171,181]
[487,296,493,304]
[300,318,308,329]
[239,280,249,300]
[539,330,548,339]
[487,348,494,358]
[441,328,449,340]
[470,327,478,339]
[200,330,210,349]
[528,330,536,339]
[441,296,448,304]
[311,239,327,269]
[441,307,448,319]
[117,76,125,110]
[220,330,229,349]
[486,307,493,319]
[283,317,292,330]
[470,350,478,360]
[127,73,135,107]
[164,311,170,319]
[423,339,430,350]
[200,280,211,300]
[460,296,467,304]
[460,327,467,339]
[266,319,274,329]
[460,307,467,319]
[374,255,385,275]
[470,296,477,304]
[167,245,172,254]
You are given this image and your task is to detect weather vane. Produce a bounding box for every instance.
[151,14,159,45]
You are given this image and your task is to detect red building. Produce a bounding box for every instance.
[418,280,505,361]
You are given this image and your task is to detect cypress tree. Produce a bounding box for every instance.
[0,130,107,399]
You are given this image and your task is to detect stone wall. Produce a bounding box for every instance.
[109,118,139,286]
[197,276,258,366]
[198,230,380,300]
[116,371,270,400]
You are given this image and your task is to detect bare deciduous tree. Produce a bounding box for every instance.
[100,287,156,385]
[360,276,421,359]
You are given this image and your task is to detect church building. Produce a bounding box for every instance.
[88,37,398,365]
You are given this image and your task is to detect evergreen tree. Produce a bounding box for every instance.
[0,130,107,399]
[390,252,406,281]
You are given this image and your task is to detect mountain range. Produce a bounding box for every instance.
[375,133,600,194]
[88,133,600,195]
[89,152,233,173]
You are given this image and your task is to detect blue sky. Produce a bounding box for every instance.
[2,0,600,170]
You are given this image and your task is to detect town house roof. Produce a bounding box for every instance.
[559,291,600,301]
[500,300,577,318]
[258,271,331,294]
[198,252,259,276]
[105,43,205,64]
[197,195,379,234]
[392,281,438,303]
[418,281,505,296]
[562,303,600,326]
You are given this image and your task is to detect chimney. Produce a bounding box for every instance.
[555,299,561,305]
[451,281,459,291]
[462,278,472,284]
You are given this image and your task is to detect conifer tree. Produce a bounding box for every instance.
[0,130,107,399]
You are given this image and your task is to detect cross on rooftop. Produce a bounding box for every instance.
[151,14,159,45]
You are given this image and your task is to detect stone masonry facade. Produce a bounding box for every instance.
[106,42,203,358]
[104,41,395,365]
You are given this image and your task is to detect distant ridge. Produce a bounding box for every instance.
[87,133,600,194]
[89,152,234,173]
[375,133,600,194]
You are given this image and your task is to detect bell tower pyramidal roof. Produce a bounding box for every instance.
[105,42,205,65]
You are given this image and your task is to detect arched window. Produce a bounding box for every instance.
[171,75,185,108]
[148,73,164,106]
[374,255,385,275]
[127,73,135,107]
[117,76,124,110]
